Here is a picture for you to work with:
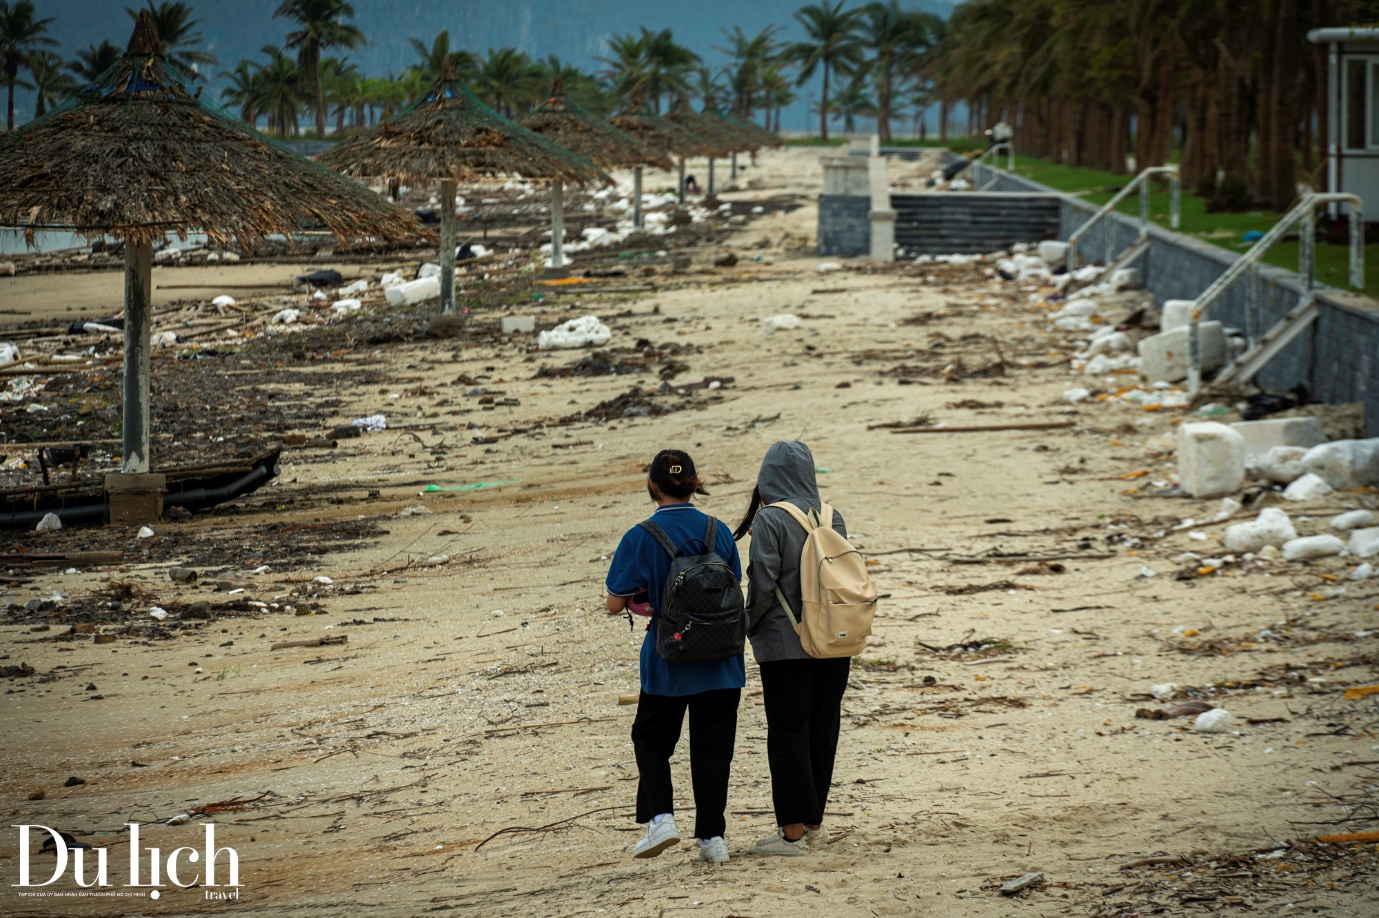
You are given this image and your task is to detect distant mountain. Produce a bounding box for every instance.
[15,0,956,129]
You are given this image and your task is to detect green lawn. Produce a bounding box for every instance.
[1002,155,1375,300]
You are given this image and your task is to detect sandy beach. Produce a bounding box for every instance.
[2,147,1376,918]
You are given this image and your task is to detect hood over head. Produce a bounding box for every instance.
[756,440,819,505]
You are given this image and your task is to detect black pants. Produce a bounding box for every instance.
[758,657,851,827]
[631,688,741,840]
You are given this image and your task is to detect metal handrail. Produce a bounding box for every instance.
[966,141,1013,187]
[1066,166,1180,272]
[1186,192,1364,395]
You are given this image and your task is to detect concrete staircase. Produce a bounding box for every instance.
[892,192,1061,255]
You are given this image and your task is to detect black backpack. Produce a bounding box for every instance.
[638,514,747,662]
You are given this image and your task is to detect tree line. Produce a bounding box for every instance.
[1,0,947,143]
[928,0,1379,211]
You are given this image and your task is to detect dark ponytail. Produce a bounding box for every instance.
[732,484,762,541]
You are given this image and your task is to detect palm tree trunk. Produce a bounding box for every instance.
[877,55,891,143]
[6,77,15,131]
[816,63,827,140]
[1267,0,1301,210]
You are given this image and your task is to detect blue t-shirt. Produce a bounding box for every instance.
[605,503,746,697]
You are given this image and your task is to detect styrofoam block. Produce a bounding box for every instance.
[501,316,536,334]
[1332,509,1376,531]
[817,262,843,274]
[1245,445,1307,484]
[1230,417,1327,457]
[1161,300,1193,331]
[1281,534,1346,561]
[417,263,442,279]
[1177,422,1246,498]
[271,308,300,325]
[1194,709,1233,733]
[380,271,405,287]
[1222,507,1297,553]
[1107,268,1140,290]
[1138,322,1227,384]
[1283,472,1333,501]
[1352,562,1375,580]
[1302,438,1379,489]
[538,315,611,350]
[1084,353,1139,375]
[332,299,362,315]
[384,276,441,307]
[764,314,802,333]
[340,279,369,295]
[1053,298,1099,320]
[1086,332,1133,357]
[1349,527,1379,558]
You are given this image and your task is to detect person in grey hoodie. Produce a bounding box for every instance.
[732,440,850,856]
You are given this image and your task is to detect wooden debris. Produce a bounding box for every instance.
[999,871,1044,895]
[271,635,349,651]
[1317,831,1379,844]
[0,551,125,566]
[889,420,1075,434]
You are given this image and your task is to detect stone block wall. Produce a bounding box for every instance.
[818,195,871,257]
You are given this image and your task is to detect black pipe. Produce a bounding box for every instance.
[0,462,277,530]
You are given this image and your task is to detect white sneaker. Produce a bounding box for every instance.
[750,828,809,857]
[805,825,827,847]
[698,836,729,865]
[633,816,681,858]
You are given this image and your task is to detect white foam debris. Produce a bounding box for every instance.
[1282,535,1346,562]
[1245,445,1308,484]
[271,308,301,325]
[817,262,844,274]
[763,314,802,333]
[332,299,362,316]
[339,279,369,295]
[1177,422,1245,498]
[1332,509,1375,531]
[417,263,442,279]
[212,295,236,307]
[1,343,21,366]
[1349,527,1379,558]
[1302,439,1379,489]
[385,276,441,307]
[1282,472,1334,502]
[538,315,612,350]
[1223,508,1297,554]
[1194,709,1233,733]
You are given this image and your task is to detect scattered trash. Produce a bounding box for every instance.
[999,871,1045,896]
[148,607,169,621]
[538,316,612,350]
[1136,701,1214,720]
[398,505,432,516]
[763,314,802,333]
[1194,708,1233,733]
[271,308,301,325]
[419,480,518,494]
[137,526,155,539]
[1222,508,1296,553]
[1282,472,1333,501]
[1348,527,1379,559]
[1302,438,1379,488]
[332,299,362,315]
[1062,387,1090,404]
[211,295,236,307]
[1351,562,1374,581]
[1177,422,1245,498]
[168,567,197,583]
[351,414,387,432]
[501,316,536,334]
[1281,535,1346,562]
[817,262,843,274]
[1246,445,1307,485]
[1149,683,1179,700]
[384,276,441,307]
[1332,509,1375,531]
[35,512,61,532]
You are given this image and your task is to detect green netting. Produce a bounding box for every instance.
[0,12,426,250]
[318,64,605,186]
[519,82,673,172]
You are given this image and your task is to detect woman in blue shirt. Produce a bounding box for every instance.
[605,449,745,865]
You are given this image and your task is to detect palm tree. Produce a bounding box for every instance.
[27,49,70,117]
[535,54,604,109]
[473,47,537,117]
[68,40,122,84]
[219,58,262,125]
[715,24,781,119]
[409,30,475,84]
[787,1,864,141]
[599,27,698,113]
[0,0,56,130]
[861,1,934,143]
[274,0,364,138]
[760,62,795,133]
[830,73,877,135]
[255,45,308,137]
[319,56,358,134]
[124,2,216,72]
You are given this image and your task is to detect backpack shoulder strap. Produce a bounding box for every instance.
[764,500,814,532]
[817,502,835,531]
[700,514,718,556]
[636,519,680,559]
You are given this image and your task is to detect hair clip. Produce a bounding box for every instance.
[669,464,682,474]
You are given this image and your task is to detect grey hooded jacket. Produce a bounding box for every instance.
[744,441,847,663]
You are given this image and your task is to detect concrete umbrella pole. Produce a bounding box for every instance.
[707,158,715,197]
[439,177,458,315]
[677,158,686,204]
[550,180,565,271]
[633,165,644,229]
[121,241,153,474]
[731,151,737,182]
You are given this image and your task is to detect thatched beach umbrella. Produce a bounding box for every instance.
[0,13,428,482]
[519,81,671,263]
[610,105,720,206]
[664,99,750,199]
[704,105,779,182]
[319,63,603,302]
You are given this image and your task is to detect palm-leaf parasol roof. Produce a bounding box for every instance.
[663,99,747,157]
[0,13,427,250]
[317,64,604,185]
[610,105,718,160]
[715,107,781,149]
[696,102,765,154]
[519,81,673,172]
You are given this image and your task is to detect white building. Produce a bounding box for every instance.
[1310,27,1379,216]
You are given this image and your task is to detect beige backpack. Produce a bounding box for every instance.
[768,501,877,658]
